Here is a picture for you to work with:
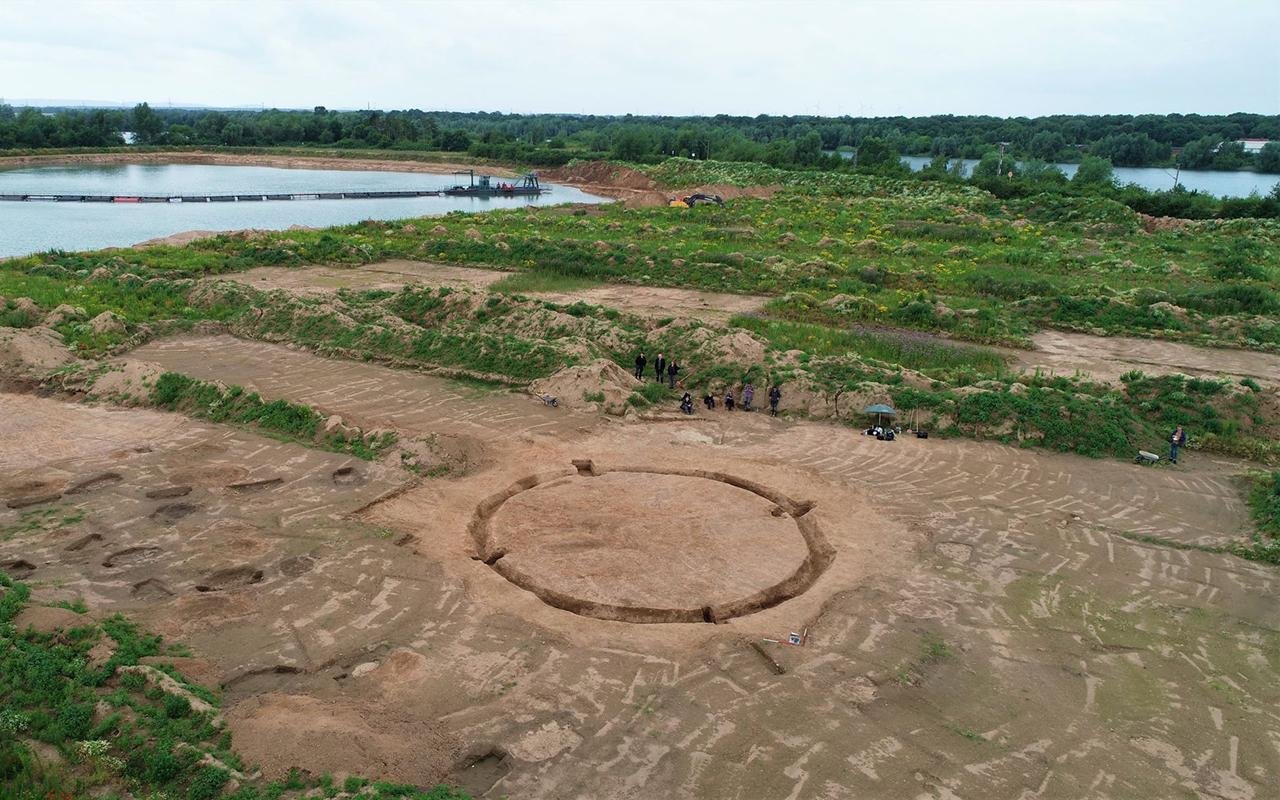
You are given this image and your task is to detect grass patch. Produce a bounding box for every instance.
[944,724,986,742]
[489,270,604,295]
[0,570,472,800]
[2,506,85,542]
[150,372,396,460]
[732,315,1008,376]
[893,632,953,686]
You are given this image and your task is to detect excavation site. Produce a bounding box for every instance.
[2,148,1279,800]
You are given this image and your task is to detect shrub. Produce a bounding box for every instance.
[164,693,192,719]
[188,765,230,800]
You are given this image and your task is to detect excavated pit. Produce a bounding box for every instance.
[468,463,834,623]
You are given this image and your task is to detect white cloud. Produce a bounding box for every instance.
[2,0,1276,115]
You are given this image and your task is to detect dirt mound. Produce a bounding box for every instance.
[1138,213,1195,233]
[541,161,665,206]
[679,183,781,200]
[88,311,126,335]
[0,326,76,379]
[133,230,226,248]
[543,161,656,190]
[772,375,897,420]
[712,329,768,365]
[13,606,90,634]
[528,358,639,415]
[88,359,166,405]
[225,693,460,784]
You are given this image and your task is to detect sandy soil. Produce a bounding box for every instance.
[225,261,510,296]
[487,470,814,613]
[542,161,781,207]
[5,327,1277,798]
[223,261,769,321]
[0,150,516,177]
[6,342,1276,800]
[1011,330,1280,385]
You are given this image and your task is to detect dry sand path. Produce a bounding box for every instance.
[131,334,591,445]
[224,260,769,321]
[1009,329,1280,385]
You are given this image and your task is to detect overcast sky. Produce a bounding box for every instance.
[2,0,1277,117]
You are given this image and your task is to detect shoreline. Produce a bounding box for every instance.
[0,150,520,177]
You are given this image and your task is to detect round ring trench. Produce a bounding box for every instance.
[468,462,835,623]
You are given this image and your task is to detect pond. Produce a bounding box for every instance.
[0,163,610,258]
[897,155,1280,197]
[825,151,1280,197]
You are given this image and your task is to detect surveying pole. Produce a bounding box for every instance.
[997,141,1011,177]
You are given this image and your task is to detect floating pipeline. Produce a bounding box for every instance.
[0,190,454,203]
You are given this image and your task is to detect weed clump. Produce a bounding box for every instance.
[151,372,395,460]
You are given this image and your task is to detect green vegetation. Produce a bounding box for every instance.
[893,632,952,686]
[10,166,1278,352]
[6,104,1277,174]
[1109,469,1280,565]
[489,271,603,295]
[2,506,85,542]
[732,316,1008,376]
[0,570,471,800]
[151,372,396,460]
[1240,472,1280,564]
[944,724,986,743]
[1248,472,1280,538]
[2,157,1278,464]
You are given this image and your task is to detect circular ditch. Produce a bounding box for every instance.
[468,463,834,623]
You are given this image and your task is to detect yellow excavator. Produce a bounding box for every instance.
[668,193,724,208]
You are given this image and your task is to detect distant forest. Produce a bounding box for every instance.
[2,103,1279,174]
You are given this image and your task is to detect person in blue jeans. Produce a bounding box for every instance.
[1169,425,1187,464]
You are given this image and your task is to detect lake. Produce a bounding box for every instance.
[0,163,609,258]
[829,152,1280,197]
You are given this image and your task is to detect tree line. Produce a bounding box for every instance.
[1,103,1277,218]
[2,103,1278,173]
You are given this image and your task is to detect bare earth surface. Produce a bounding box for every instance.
[227,261,1280,370]
[489,471,810,610]
[225,260,769,320]
[227,262,510,297]
[1012,329,1280,385]
[7,330,1274,799]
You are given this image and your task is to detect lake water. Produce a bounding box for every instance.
[0,164,609,258]
[829,152,1280,197]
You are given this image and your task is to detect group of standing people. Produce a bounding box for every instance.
[635,352,680,388]
[634,352,781,418]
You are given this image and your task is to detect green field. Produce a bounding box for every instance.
[2,157,1278,464]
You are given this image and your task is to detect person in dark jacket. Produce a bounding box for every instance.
[1169,425,1187,464]
[724,390,735,411]
[680,392,694,414]
[768,385,781,416]
[634,352,647,380]
[654,353,666,383]
[667,360,680,388]
[703,392,716,411]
